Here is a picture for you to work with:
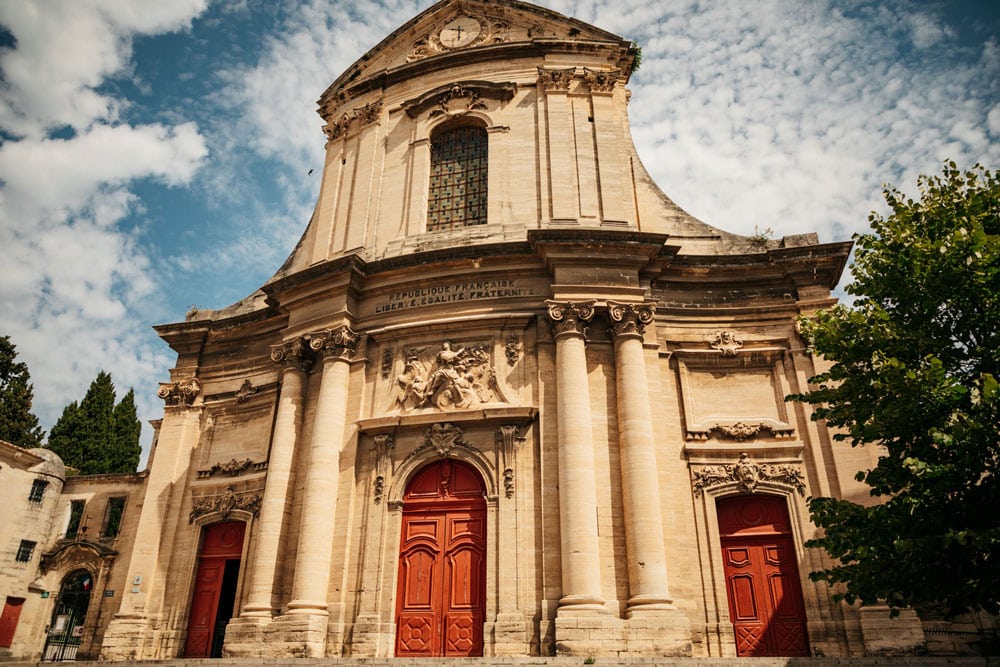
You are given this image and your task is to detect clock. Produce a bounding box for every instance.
[439,17,481,49]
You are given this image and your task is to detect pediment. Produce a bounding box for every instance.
[321,0,629,101]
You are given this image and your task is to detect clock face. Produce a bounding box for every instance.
[439,17,481,49]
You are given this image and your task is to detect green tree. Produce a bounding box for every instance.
[0,335,45,447]
[47,371,143,474]
[111,389,142,473]
[790,162,1000,616]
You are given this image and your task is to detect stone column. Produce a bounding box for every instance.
[546,300,604,613]
[240,339,311,617]
[286,326,358,617]
[607,301,674,614]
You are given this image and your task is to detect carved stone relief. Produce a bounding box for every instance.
[395,341,495,412]
[406,14,510,61]
[235,379,258,403]
[401,81,517,119]
[505,334,522,367]
[495,424,522,499]
[381,348,394,379]
[189,485,262,523]
[691,453,806,497]
[372,433,395,504]
[711,330,744,356]
[196,458,267,479]
[400,423,483,472]
[157,377,201,406]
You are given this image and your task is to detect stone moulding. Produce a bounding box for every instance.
[196,458,267,479]
[359,405,537,434]
[691,452,806,497]
[401,80,517,118]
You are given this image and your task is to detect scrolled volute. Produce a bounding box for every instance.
[607,300,656,339]
[309,325,360,361]
[546,299,596,338]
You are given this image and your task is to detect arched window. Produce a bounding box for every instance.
[427,124,487,231]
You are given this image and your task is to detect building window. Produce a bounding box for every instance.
[427,124,488,231]
[15,540,35,563]
[66,500,86,539]
[28,479,48,503]
[103,497,126,539]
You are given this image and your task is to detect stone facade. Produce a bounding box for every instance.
[4,0,975,662]
[0,440,145,661]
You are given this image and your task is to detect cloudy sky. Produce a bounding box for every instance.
[0,0,997,465]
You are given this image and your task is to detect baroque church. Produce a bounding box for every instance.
[9,0,986,661]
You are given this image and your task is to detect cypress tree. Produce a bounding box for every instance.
[111,389,142,473]
[0,335,45,447]
[47,400,83,469]
[76,371,117,474]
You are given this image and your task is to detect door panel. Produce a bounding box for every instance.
[395,460,485,658]
[0,597,25,648]
[184,522,244,658]
[718,496,809,657]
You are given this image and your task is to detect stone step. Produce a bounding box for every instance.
[4,657,996,667]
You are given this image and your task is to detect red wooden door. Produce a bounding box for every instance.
[0,597,25,648]
[395,460,486,657]
[184,521,245,658]
[718,495,809,657]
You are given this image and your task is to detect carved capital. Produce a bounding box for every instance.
[270,338,313,372]
[546,299,595,339]
[582,67,619,93]
[309,325,359,362]
[157,377,201,406]
[372,431,395,503]
[322,98,383,143]
[607,300,655,340]
[537,66,576,91]
[692,453,806,497]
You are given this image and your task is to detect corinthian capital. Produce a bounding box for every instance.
[537,66,576,92]
[270,338,313,372]
[607,300,656,340]
[546,299,596,339]
[309,325,359,362]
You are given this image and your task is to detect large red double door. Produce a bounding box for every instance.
[718,495,809,657]
[395,460,486,657]
[184,521,245,658]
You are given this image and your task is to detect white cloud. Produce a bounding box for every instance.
[0,0,209,457]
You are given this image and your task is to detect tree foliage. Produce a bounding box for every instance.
[47,371,142,474]
[0,335,45,448]
[790,162,1000,616]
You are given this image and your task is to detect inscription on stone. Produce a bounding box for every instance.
[374,279,537,314]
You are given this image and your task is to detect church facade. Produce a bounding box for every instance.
[79,0,938,660]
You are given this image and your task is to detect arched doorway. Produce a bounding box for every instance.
[395,459,486,657]
[184,521,245,658]
[42,570,93,660]
[718,494,809,657]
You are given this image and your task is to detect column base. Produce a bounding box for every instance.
[223,615,272,658]
[555,607,692,657]
[625,593,677,616]
[100,615,151,661]
[265,612,330,657]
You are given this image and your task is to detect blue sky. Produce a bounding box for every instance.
[0,0,997,465]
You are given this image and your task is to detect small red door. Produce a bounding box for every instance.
[395,460,486,657]
[184,521,245,658]
[718,495,809,657]
[0,597,25,648]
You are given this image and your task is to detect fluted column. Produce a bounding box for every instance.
[607,301,674,614]
[241,339,311,617]
[546,300,604,612]
[286,325,359,615]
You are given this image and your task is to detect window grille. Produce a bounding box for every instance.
[427,125,488,231]
[28,479,48,503]
[15,540,35,563]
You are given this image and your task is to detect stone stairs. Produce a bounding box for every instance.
[3,658,997,667]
